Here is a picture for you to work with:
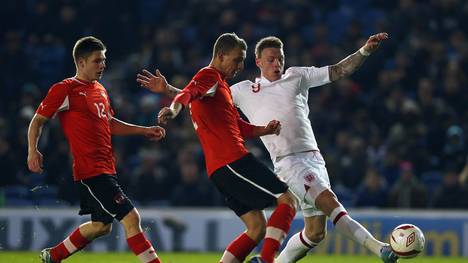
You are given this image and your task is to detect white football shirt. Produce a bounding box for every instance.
[231,66,330,161]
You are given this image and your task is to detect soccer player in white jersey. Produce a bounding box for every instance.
[136,32,396,263]
[228,34,396,263]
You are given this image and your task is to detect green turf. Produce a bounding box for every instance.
[0,252,465,263]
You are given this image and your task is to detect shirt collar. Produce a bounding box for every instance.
[255,74,282,84]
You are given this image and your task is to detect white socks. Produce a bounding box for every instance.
[276,230,318,263]
[276,206,386,262]
[330,206,385,256]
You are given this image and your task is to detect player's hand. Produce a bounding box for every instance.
[144,126,166,141]
[264,120,281,136]
[362,32,389,54]
[158,107,176,125]
[137,69,168,94]
[27,150,44,173]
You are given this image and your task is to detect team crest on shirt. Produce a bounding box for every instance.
[251,83,261,93]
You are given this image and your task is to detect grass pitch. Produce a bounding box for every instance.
[0,251,466,262]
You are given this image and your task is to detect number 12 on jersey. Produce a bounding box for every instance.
[94,102,108,119]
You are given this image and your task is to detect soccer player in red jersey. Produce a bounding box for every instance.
[138,33,297,263]
[27,36,165,263]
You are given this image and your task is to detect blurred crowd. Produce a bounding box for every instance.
[1,0,468,209]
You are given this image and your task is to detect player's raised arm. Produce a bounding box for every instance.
[27,113,49,173]
[328,32,389,81]
[137,69,181,98]
[157,67,222,125]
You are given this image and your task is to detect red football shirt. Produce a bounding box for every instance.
[36,77,116,181]
[174,67,257,176]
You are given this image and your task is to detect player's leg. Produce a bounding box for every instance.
[211,161,263,263]
[41,221,111,263]
[273,151,330,263]
[276,215,326,263]
[260,191,296,263]
[297,151,388,257]
[93,174,162,263]
[314,189,397,262]
[211,154,294,263]
[120,208,162,263]
[219,210,265,263]
[81,174,161,263]
[42,175,119,263]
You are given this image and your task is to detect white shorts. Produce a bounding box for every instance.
[274,151,331,217]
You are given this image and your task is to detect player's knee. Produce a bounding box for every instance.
[277,191,297,209]
[304,227,326,244]
[100,223,113,236]
[314,190,340,216]
[122,209,141,226]
[120,209,143,234]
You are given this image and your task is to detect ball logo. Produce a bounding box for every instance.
[406,232,415,247]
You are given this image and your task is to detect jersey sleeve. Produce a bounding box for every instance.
[288,66,330,91]
[233,108,256,138]
[237,117,256,138]
[174,68,220,106]
[36,83,70,118]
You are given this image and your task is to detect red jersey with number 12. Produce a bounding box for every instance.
[36,77,116,181]
[174,67,257,176]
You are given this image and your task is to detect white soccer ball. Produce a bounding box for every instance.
[390,224,425,258]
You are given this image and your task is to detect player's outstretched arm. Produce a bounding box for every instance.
[27,113,49,173]
[328,32,389,81]
[137,69,181,98]
[110,117,166,141]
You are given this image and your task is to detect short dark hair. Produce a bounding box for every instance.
[72,36,106,63]
[213,33,247,57]
[255,36,283,58]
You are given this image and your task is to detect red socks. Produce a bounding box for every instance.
[223,232,257,262]
[50,228,90,262]
[261,204,295,263]
[49,228,161,263]
[127,232,161,263]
